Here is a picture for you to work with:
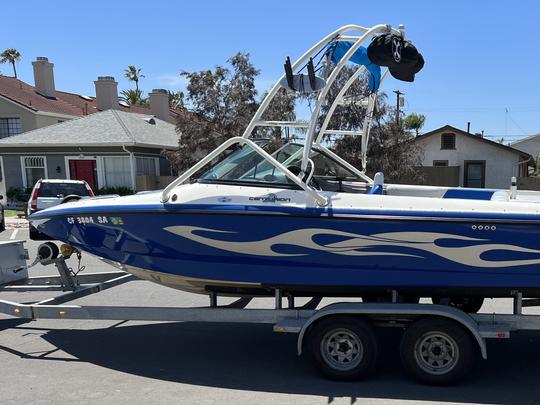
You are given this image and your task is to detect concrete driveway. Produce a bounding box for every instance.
[1,226,540,405]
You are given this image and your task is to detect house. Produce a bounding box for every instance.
[510,133,540,165]
[0,109,178,198]
[413,125,532,189]
[0,56,180,138]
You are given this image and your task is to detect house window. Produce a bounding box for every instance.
[0,118,22,138]
[103,157,131,188]
[136,157,157,176]
[441,133,456,150]
[22,156,46,188]
[433,160,449,167]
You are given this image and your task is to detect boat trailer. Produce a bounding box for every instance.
[3,240,540,385]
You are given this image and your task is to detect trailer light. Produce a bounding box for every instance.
[275,326,285,333]
[60,244,75,258]
[58,311,66,317]
[14,308,20,314]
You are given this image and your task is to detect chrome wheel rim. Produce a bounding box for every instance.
[321,328,364,371]
[414,332,459,375]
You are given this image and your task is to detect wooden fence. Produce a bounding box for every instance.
[517,177,540,191]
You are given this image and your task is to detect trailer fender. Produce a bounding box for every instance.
[296,302,487,359]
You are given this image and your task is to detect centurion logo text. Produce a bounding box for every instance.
[249,193,291,203]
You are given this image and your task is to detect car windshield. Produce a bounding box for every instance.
[39,183,89,198]
[198,142,361,186]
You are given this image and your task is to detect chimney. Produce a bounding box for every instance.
[94,76,119,111]
[149,89,170,121]
[32,57,56,98]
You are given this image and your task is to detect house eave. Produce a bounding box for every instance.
[0,141,177,150]
[35,110,79,120]
[0,94,38,113]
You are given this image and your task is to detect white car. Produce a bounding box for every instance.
[28,179,94,239]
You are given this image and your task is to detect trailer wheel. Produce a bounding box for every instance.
[432,296,484,313]
[400,317,475,385]
[310,316,378,380]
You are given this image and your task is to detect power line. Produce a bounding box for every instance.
[506,108,529,136]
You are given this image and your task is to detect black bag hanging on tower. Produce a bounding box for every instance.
[367,33,424,82]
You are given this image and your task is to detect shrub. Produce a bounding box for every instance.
[96,186,133,196]
[6,187,31,202]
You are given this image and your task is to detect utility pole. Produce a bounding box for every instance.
[393,90,403,125]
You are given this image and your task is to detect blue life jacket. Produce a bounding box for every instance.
[330,41,381,93]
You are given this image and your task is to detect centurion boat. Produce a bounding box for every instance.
[30,24,540,306]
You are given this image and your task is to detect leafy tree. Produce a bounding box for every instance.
[332,107,422,182]
[168,52,287,172]
[124,65,144,92]
[315,64,423,182]
[403,113,426,136]
[258,88,297,149]
[0,48,21,78]
[168,90,185,109]
[120,89,148,106]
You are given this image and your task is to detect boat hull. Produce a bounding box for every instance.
[30,204,540,297]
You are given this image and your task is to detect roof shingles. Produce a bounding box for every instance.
[0,110,179,149]
[0,76,180,123]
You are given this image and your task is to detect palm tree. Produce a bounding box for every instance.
[168,90,184,109]
[124,65,144,92]
[0,49,21,78]
[403,113,426,136]
[120,89,147,106]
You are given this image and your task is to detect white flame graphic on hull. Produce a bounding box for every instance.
[164,226,540,268]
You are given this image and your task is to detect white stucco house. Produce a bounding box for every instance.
[414,125,532,189]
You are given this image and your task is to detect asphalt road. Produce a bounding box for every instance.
[1,226,540,405]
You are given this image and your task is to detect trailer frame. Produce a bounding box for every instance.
[3,252,540,384]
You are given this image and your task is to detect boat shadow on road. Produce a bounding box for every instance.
[9,321,540,404]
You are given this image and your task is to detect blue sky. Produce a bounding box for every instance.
[1,0,539,141]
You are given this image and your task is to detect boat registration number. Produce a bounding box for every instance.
[66,216,124,225]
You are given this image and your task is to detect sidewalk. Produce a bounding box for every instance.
[5,216,28,229]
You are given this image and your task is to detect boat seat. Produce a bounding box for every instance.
[368,172,384,195]
[442,188,495,201]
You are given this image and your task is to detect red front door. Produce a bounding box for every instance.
[69,160,97,191]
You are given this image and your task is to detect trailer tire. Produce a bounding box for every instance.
[400,317,475,385]
[310,316,378,381]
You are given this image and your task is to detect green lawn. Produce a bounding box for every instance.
[4,209,25,218]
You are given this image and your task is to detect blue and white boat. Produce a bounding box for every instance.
[30,24,540,306]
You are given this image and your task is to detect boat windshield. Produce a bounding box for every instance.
[198,143,297,187]
[198,142,361,187]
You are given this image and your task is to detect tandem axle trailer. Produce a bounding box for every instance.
[2,241,540,385]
